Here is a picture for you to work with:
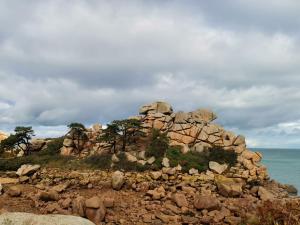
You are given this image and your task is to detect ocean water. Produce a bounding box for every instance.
[253,148,300,191]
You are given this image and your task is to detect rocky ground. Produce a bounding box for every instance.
[1,102,300,225]
[0,165,299,225]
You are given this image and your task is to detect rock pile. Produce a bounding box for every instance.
[61,123,106,157]
[138,101,267,182]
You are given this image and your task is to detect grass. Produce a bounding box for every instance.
[166,146,207,172]
[166,145,237,173]
[0,133,237,173]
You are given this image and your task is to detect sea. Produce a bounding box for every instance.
[253,148,300,191]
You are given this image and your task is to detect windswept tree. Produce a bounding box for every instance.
[98,123,119,153]
[0,126,35,156]
[100,119,144,152]
[67,123,88,154]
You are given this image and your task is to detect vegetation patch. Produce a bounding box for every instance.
[166,147,207,172]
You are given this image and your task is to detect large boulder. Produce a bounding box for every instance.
[191,108,217,123]
[215,175,245,197]
[16,164,40,177]
[111,171,125,190]
[209,161,228,174]
[0,213,95,225]
[139,101,173,115]
[31,139,47,152]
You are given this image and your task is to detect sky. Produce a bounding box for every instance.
[1,0,300,148]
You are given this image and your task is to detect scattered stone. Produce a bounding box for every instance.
[147,156,156,165]
[16,164,40,177]
[285,184,298,195]
[215,175,244,197]
[72,196,86,217]
[52,183,69,193]
[85,206,106,224]
[112,171,125,190]
[0,178,18,184]
[85,196,102,209]
[61,198,72,209]
[162,157,170,168]
[258,187,274,201]
[7,186,22,197]
[111,154,120,163]
[39,190,59,202]
[189,168,199,175]
[147,186,165,200]
[194,195,220,210]
[209,161,228,174]
[150,171,162,180]
[125,152,137,162]
[103,197,114,208]
[172,193,188,207]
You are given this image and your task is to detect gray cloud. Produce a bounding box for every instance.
[0,0,300,147]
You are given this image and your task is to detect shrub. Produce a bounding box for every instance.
[166,145,238,173]
[38,137,64,156]
[166,147,207,172]
[146,129,169,159]
[113,152,149,172]
[83,154,112,170]
[208,146,237,166]
[0,154,74,171]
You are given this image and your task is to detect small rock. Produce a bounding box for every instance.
[125,152,137,162]
[194,195,220,210]
[38,190,59,202]
[85,196,102,209]
[61,198,72,209]
[7,186,22,197]
[52,183,69,193]
[162,157,170,168]
[85,206,106,224]
[150,171,162,180]
[147,156,156,165]
[112,171,125,190]
[258,187,274,201]
[172,193,188,207]
[143,214,153,223]
[285,184,298,195]
[189,168,199,175]
[209,161,228,174]
[103,197,114,208]
[16,164,40,176]
[72,196,86,217]
[111,154,120,163]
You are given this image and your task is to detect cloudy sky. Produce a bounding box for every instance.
[1,0,300,148]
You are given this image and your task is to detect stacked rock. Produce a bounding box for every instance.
[139,101,268,182]
[61,123,104,157]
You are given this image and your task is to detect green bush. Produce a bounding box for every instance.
[208,146,237,166]
[0,154,74,171]
[83,154,112,170]
[166,147,207,172]
[38,137,64,156]
[113,152,149,172]
[166,145,238,173]
[146,129,169,159]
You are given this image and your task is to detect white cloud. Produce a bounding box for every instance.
[0,0,300,147]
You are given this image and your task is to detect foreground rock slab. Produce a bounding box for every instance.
[0,212,95,225]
